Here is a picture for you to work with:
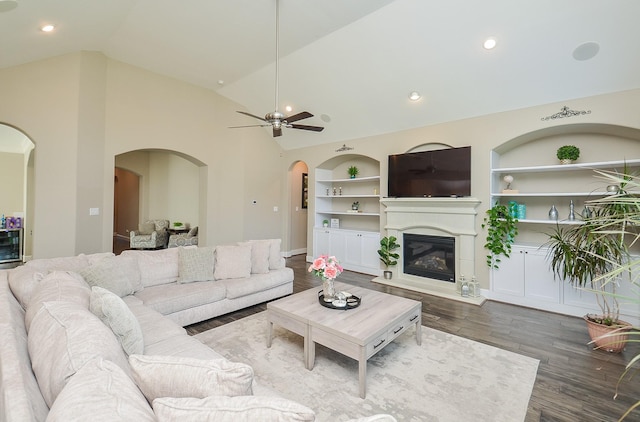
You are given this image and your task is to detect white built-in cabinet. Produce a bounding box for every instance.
[312,156,381,276]
[488,150,640,321]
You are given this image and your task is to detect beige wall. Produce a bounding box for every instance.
[0,153,23,217]
[283,89,640,287]
[0,52,286,258]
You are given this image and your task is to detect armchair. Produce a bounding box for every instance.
[130,219,170,249]
[168,226,198,248]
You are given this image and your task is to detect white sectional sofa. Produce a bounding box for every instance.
[0,240,397,421]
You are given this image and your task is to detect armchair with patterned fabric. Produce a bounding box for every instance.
[168,226,199,248]
[129,219,170,249]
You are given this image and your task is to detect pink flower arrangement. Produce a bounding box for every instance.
[308,255,343,280]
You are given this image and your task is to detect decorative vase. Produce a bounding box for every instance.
[548,205,558,220]
[350,174,356,179]
[322,278,336,301]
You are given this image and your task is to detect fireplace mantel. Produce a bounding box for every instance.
[375,197,485,305]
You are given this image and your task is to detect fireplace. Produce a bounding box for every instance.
[376,197,485,304]
[403,234,455,282]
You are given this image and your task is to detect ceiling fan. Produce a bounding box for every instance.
[230,0,324,138]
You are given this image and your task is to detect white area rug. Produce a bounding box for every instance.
[195,312,539,422]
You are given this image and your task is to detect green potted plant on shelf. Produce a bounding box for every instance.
[348,165,359,179]
[378,235,400,279]
[481,203,519,269]
[322,219,329,228]
[543,168,638,353]
[556,145,580,164]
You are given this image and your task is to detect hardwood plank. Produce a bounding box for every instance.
[185,254,640,422]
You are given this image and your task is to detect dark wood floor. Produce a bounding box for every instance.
[184,254,640,422]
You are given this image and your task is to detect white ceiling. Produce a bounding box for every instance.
[1,0,639,150]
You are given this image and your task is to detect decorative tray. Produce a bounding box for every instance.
[317,291,361,310]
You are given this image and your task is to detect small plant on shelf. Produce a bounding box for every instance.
[556,145,580,163]
[348,165,359,178]
[378,236,400,279]
[481,203,518,269]
[322,219,329,227]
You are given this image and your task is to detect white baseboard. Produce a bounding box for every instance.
[283,248,306,258]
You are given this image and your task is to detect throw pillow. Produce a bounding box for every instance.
[129,355,254,402]
[238,240,270,274]
[177,246,215,283]
[260,238,286,270]
[7,266,45,309]
[80,255,140,297]
[89,286,144,355]
[46,358,155,422]
[24,271,91,331]
[24,254,91,273]
[139,222,156,235]
[188,226,198,236]
[27,301,130,407]
[152,396,316,422]
[213,245,252,280]
[121,248,179,287]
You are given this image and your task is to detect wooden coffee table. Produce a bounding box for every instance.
[267,282,422,398]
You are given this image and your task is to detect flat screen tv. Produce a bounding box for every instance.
[388,146,471,198]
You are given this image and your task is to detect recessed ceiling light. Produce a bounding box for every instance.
[483,37,497,50]
[285,105,292,112]
[408,91,421,101]
[40,24,55,32]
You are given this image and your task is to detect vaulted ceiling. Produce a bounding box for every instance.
[1,0,639,150]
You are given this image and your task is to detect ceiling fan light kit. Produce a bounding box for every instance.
[230,0,324,138]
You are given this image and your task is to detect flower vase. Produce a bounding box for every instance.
[322,278,336,301]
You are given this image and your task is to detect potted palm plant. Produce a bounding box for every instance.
[378,236,400,279]
[544,168,638,353]
[481,203,519,269]
[348,165,359,179]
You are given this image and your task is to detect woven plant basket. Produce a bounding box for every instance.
[584,315,632,353]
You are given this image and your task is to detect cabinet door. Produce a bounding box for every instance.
[523,248,560,303]
[344,232,363,266]
[360,232,381,270]
[313,228,331,256]
[491,247,525,296]
[330,230,347,263]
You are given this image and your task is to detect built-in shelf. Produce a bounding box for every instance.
[317,175,380,183]
[492,158,640,174]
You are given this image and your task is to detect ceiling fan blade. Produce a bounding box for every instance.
[237,111,268,122]
[290,124,324,132]
[229,124,271,128]
[273,127,282,137]
[285,111,313,123]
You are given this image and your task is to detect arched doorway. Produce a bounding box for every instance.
[114,149,206,253]
[0,123,35,265]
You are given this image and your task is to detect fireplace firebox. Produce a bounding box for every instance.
[403,233,455,282]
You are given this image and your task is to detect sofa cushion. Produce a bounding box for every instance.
[85,251,116,266]
[46,358,155,422]
[138,221,156,235]
[214,245,252,280]
[24,271,91,331]
[134,281,226,316]
[152,396,316,422]
[7,266,45,309]
[80,255,141,297]
[0,275,49,422]
[222,268,293,300]
[89,286,144,355]
[239,240,270,274]
[24,254,91,273]
[27,301,130,407]
[129,355,253,402]
[122,248,180,287]
[125,301,187,348]
[178,246,215,283]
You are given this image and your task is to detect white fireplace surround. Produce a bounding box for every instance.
[376,197,485,304]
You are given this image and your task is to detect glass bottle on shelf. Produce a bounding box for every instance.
[568,200,576,221]
[548,205,558,220]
